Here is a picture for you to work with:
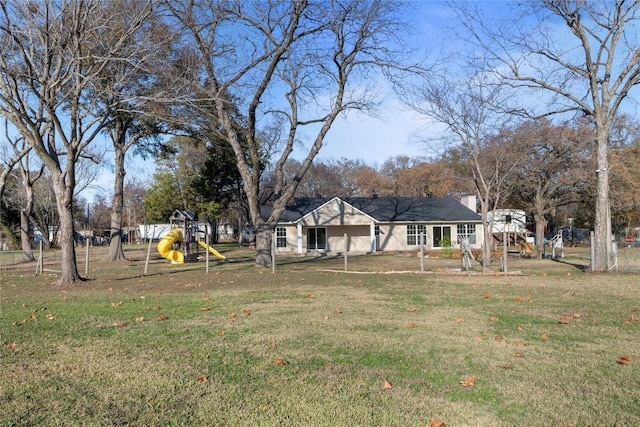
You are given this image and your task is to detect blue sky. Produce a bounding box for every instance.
[91,2,452,200]
[88,1,562,200]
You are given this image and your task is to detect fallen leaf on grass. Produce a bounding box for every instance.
[490,317,499,322]
[512,352,524,358]
[112,321,124,327]
[5,342,17,350]
[241,308,251,316]
[540,333,549,340]
[514,297,523,303]
[429,420,449,427]
[270,341,276,349]
[157,314,168,321]
[502,365,513,369]
[455,318,463,324]
[200,307,211,311]
[474,336,484,341]
[515,341,524,347]
[46,314,55,320]
[617,355,632,365]
[135,317,144,322]
[111,302,123,307]
[153,305,161,310]
[495,335,504,341]
[275,358,289,365]
[383,380,393,390]
[196,375,208,383]
[407,322,417,328]
[229,312,236,318]
[217,330,225,336]
[516,325,524,331]
[559,315,571,324]
[334,308,342,315]
[459,376,475,387]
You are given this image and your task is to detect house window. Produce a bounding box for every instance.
[457,224,476,245]
[276,227,287,248]
[433,226,451,247]
[407,224,427,246]
[307,227,327,250]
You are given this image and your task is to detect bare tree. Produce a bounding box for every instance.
[14,142,44,261]
[0,0,153,284]
[451,1,640,272]
[1,120,32,200]
[96,2,169,262]
[287,159,346,198]
[1,124,45,260]
[404,70,521,271]
[163,0,413,266]
[504,119,593,251]
[609,114,640,237]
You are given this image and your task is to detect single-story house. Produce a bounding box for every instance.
[264,196,483,255]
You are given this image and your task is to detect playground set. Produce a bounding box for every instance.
[157,210,225,264]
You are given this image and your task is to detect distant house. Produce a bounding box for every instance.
[264,196,483,255]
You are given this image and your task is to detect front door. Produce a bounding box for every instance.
[307,227,327,251]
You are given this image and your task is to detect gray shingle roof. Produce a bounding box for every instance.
[265,197,480,223]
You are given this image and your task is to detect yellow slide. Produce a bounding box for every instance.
[157,228,185,264]
[197,240,226,260]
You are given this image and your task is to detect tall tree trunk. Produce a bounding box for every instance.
[254,221,272,267]
[480,205,492,272]
[534,212,547,257]
[107,147,127,261]
[20,184,34,262]
[53,177,82,284]
[592,127,611,272]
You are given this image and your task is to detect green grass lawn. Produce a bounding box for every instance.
[1,245,639,426]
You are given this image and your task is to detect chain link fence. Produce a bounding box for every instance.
[615,245,640,273]
[0,249,61,273]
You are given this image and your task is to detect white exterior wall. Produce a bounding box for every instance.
[274,224,299,254]
[326,225,370,253]
[274,221,483,254]
[275,224,372,254]
[273,197,484,254]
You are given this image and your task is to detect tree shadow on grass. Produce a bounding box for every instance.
[549,257,590,272]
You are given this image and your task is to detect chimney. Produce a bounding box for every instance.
[460,195,477,213]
